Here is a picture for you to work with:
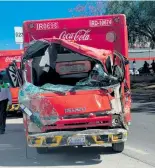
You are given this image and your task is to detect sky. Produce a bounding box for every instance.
[0,1,86,50]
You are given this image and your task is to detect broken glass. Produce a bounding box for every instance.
[19,82,59,127]
[72,63,119,91]
[19,61,121,129]
[39,63,119,93]
[19,39,124,129]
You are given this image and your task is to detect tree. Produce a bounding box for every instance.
[68,1,107,17]
[69,1,155,49]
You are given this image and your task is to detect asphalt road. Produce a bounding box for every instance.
[0,91,155,168]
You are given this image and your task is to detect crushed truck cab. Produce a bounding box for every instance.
[7,14,131,153]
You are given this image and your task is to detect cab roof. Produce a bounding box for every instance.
[23,37,112,65]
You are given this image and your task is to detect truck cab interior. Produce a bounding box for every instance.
[30,44,125,91]
[31,44,97,87]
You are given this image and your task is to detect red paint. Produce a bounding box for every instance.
[0,50,23,70]
[23,15,130,132]
[42,115,112,131]
[23,14,127,54]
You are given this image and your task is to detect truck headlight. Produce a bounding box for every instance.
[112,115,121,127]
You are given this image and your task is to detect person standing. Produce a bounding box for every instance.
[132,60,136,75]
[0,73,12,134]
[143,61,150,74]
[151,60,155,73]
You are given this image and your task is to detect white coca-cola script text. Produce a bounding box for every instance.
[59,29,91,41]
[5,56,21,63]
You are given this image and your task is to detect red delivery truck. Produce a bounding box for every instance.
[0,50,23,113]
[7,14,131,154]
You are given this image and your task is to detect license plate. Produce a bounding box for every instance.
[68,136,85,145]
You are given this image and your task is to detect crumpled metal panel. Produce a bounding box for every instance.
[19,63,120,129]
[29,128,127,136]
[19,82,59,127]
[27,128,128,147]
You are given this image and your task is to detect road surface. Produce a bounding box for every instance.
[0,91,155,168]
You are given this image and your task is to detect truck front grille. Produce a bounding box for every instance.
[63,112,108,119]
[42,115,112,132]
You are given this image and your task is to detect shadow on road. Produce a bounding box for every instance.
[132,103,155,114]
[0,123,117,167]
[132,92,155,103]
[131,92,155,114]
[7,112,23,119]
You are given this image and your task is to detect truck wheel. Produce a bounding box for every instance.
[36,147,48,154]
[112,142,124,153]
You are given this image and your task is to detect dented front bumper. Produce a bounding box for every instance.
[27,128,127,148]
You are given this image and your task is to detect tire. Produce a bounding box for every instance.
[112,142,124,153]
[36,147,48,154]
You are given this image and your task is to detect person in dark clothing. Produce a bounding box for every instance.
[0,74,12,134]
[132,60,136,75]
[151,60,155,73]
[143,61,150,73]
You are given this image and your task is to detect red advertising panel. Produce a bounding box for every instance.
[0,50,23,71]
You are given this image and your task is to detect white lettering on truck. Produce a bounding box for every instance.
[5,56,21,63]
[89,19,113,27]
[59,29,91,41]
[36,22,59,30]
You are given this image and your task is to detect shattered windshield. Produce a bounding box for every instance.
[23,40,124,93]
[75,64,119,88]
[37,63,120,93]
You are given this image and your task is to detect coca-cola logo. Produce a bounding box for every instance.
[5,56,21,63]
[59,29,91,41]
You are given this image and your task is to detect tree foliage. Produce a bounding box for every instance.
[68,2,107,17]
[69,1,155,49]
